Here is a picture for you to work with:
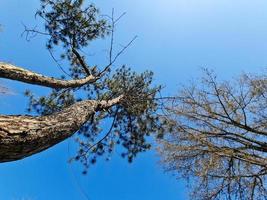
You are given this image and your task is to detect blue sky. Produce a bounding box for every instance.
[1,0,267,199]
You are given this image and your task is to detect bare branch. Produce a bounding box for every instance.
[0,62,98,89]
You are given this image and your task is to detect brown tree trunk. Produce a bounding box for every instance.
[0,96,122,162]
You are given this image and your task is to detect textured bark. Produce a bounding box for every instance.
[0,62,98,88]
[0,96,122,162]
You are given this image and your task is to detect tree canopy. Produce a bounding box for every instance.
[2,1,267,200]
[160,70,267,200]
[0,0,164,173]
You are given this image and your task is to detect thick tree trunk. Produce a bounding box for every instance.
[0,62,98,89]
[0,96,122,162]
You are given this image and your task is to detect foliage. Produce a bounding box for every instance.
[24,0,163,173]
[38,0,109,50]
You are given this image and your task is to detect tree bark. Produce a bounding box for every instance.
[0,62,98,89]
[0,96,122,162]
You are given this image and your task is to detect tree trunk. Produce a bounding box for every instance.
[0,96,122,162]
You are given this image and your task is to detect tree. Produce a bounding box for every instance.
[159,70,267,200]
[0,0,163,172]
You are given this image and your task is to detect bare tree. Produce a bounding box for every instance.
[0,0,164,172]
[159,69,267,200]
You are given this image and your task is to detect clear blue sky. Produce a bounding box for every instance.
[1,0,267,199]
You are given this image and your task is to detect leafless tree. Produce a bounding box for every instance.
[160,69,267,200]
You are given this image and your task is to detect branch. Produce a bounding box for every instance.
[99,35,138,77]
[72,48,91,75]
[0,62,98,89]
